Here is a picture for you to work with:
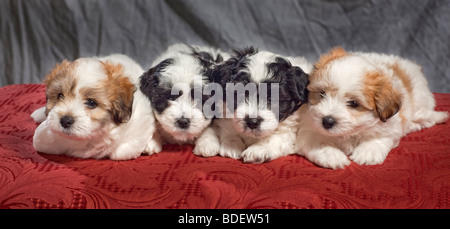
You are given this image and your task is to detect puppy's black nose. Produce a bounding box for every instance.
[60,115,75,129]
[244,116,262,130]
[176,118,190,129]
[322,115,336,129]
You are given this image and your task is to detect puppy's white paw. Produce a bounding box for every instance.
[144,139,162,155]
[242,145,272,163]
[110,146,142,161]
[31,107,47,123]
[307,147,351,169]
[219,140,246,159]
[350,142,389,166]
[193,138,220,157]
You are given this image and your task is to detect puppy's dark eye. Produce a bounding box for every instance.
[320,91,326,98]
[57,93,64,100]
[347,100,359,108]
[85,99,97,109]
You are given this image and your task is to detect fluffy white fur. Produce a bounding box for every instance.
[31,54,160,160]
[201,50,313,163]
[295,47,448,169]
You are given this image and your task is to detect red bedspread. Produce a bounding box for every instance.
[1,84,449,209]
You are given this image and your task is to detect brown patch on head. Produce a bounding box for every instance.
[314,47,349,71]
[99,61,136,124]
[363,71,402,122]
[44,60,79,115]
[308,47,349,103]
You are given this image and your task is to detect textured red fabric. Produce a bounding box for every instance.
[0,84,449,209]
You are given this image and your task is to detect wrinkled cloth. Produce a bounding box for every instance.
[1,0,449,92]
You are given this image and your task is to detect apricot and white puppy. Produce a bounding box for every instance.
[31,54,160,160]
[296,47,448,169]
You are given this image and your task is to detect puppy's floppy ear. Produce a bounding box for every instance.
[101,61,136,124]
[268,57,309,105]
[315,46,348,70]
[365,71,402,122]
[288,66,309,105]
[139,58,174,98]
[374,85,402,122]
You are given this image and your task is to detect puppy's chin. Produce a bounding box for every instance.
[156,117,211,143]
[170,130,199,142]
[233,121,275,138]
[50,127,94,141]
[157,122,203,142]
[231,117,278,139]
[232,105,279,138]
[47,113,104,141]
[48,124,102,141]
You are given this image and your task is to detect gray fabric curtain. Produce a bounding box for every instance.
[1,0,449,92]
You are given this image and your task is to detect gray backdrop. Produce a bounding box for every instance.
[1,0,449,92]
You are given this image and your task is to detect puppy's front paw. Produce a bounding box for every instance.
[193,139,220,157]
[219,140,246,159]
[307,147,350,169]
[242,145,271,163]
[350,141,390,166]
[144,139,162,155]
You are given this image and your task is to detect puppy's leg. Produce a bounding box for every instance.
[349,137,395,166]
[215,119,246,159]
[218,134,246,159]
[31,107,47,123]
[242,131,295,163]
[33,120,74,154]
[111,142,145,160]
[143,134,163,155]
[301,146,351,169]
[417,110,448,129]
[193,126,220,157]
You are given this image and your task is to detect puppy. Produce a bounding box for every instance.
[139,43,229,155]
[31,54,160,160]
[200,47,312,163]
[295,47,448,169]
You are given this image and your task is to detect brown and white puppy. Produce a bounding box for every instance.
[31,54,160,160]
[295,47,448,169]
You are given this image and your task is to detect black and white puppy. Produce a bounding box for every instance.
[140,43,229,155]
[198,47,312,163]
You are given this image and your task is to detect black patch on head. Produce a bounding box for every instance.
[139,58,176,114]
[209,46,258,86]
[263,56,309,121]
[207,47,258,113]
[189,46,228,83]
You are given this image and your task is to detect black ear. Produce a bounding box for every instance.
[288,66,309,105]
[139,58,173,97]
